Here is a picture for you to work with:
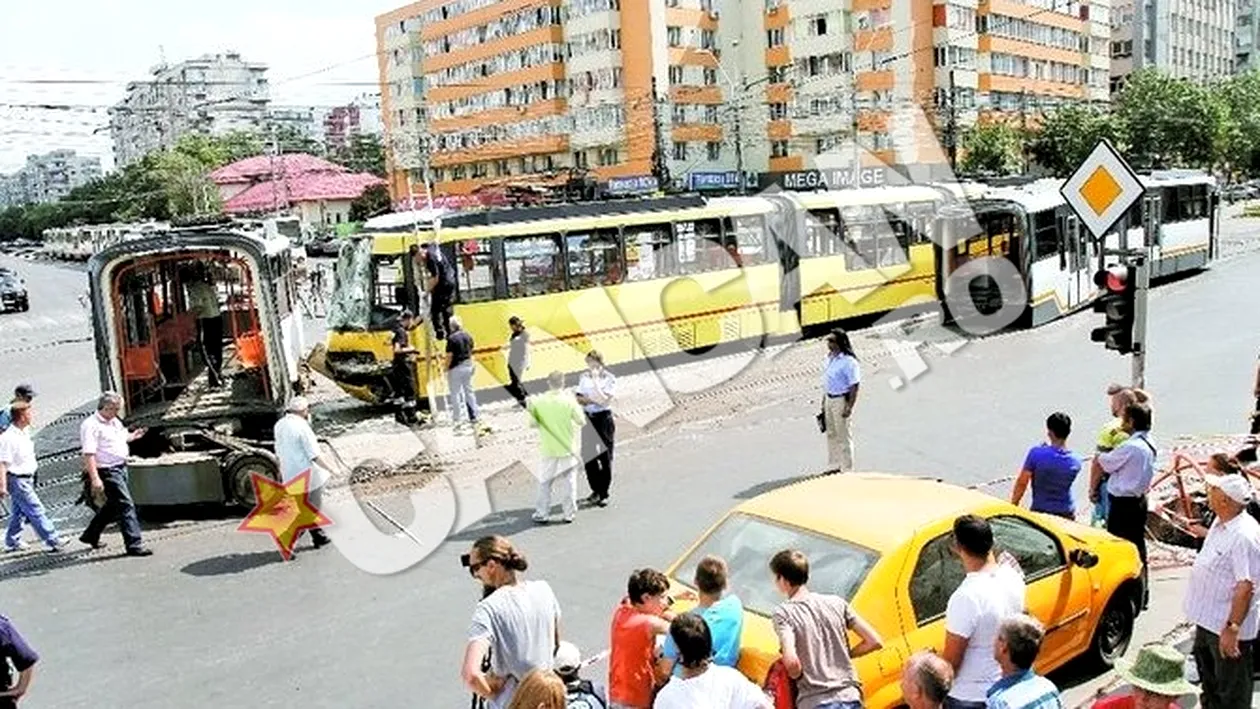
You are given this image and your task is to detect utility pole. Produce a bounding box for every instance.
[649,76,671,190]
[1130,253,1149,389]
[946,70,958,173]
[1018,89,1029,173]
[734,78,746,196]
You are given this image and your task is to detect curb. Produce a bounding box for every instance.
[1068,622,1196,709]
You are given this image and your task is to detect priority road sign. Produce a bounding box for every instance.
[1060,139,1144,240]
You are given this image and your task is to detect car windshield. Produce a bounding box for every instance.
[672,513,880,617]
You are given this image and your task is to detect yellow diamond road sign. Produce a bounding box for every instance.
[1061,139,1144,240]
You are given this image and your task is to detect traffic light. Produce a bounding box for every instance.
[1090,265,1136,354]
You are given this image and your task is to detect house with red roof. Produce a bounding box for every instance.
[209,153,385,229]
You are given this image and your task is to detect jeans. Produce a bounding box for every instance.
[5,475,60,548]
[1193,626,1255,709]
[943,698,988,709]
[448,361,479,424]
[81,465,144,551]
[582,410,615,499]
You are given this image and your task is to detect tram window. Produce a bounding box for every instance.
[456,239,496,303]
[1124,201,1142,229]
[624,225,675,281]
[271,254,293,318]
[879,210,912,266]
[566,229,623,288]
[900,203,937,244]
[1032,211,1060,260]
[725,216,770,267]
[373,255,407,308]
[675,219,727,274]
[1177,186,1194,220]
[806,209,845,256]
[504,235,565,298]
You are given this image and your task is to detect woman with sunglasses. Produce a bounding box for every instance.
[461,536,564,709]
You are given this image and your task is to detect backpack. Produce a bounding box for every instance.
[565,679,606,709]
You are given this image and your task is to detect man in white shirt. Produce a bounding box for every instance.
[1183,473,1260,708]
[79,392,151,556]
[0,400,64,553]
[653,613,771,709]
[185,268,224,388]
[941,515,1026,708]
[273,396,333,553]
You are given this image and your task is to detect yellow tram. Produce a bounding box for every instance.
[319,185,963,407]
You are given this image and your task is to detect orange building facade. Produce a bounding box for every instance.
[375,0,1111,201]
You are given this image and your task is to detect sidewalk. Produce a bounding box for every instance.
[1059,565,1260,708]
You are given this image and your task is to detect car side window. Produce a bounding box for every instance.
[990,516,1066,582]
[909,533,966,626]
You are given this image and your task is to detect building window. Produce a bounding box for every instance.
[769,102,788,120]
[574,151,589,169]
[809,15,829,35]
[771,140,789,158]
[669,65,684,85]
[706,142,721,160]
[701,30,716,50]
[672,105,688,124]
[673,142,689,161]
[705,105,719,122]
[704,67,718,85]
[668,26,683,47]
[598,147,619,166]
[768,65,789,83]
[767,28,784,47]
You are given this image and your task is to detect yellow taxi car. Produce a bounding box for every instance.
[664,473,1144,709]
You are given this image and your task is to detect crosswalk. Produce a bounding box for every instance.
[0,308,91,335]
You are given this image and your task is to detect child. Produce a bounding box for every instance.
[607,568,675,708]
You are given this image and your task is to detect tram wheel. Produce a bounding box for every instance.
[222,452,281,508]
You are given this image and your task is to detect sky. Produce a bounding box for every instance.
[0,0,403,174]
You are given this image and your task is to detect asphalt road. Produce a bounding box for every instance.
[1,225,1258,708]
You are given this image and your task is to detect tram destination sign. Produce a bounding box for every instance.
[1060,139,1144,240]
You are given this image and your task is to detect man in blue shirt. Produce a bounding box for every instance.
[821,329,861,474]
[1090,401,1156,609]
[1010,413,1082,520]
[660,555,744,677]
[0,385,34,433]
[986,614,1063,709]
[0,615,39,709]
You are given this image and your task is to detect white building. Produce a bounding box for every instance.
[1238,0,1258,71]
[1112,0,1236,92]
[0,150,102,207]
[109,51,271,167]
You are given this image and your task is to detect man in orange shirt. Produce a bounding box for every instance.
[1090,645,1195,709]
[608,568,676,708]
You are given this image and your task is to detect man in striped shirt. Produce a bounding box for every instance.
[985,614,1063,709]
[1184,472,1260,708]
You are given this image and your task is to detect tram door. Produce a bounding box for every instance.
[1063,213,1092,310]
[938,205,1021,322]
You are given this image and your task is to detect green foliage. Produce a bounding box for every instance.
[330,134,386,177]
[959,121,1025,176]
[1028,103,1126,177]
[349,184,391,222]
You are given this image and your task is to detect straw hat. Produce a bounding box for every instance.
[1113,644,1196,697]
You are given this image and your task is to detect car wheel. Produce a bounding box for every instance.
[222,451,280,508]
[19,300,29,312]
[1089,591,1137,669]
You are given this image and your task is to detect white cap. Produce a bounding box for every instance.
[1206,474,1255,505]
[287,396,310,413]
[554,641,581,672]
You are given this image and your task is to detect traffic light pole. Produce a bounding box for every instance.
[1130,253,1149,389]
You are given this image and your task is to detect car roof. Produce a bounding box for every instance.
[734,473,1005,553]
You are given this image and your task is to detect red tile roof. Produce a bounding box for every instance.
[223,172,385,214]
[210,153,347,185]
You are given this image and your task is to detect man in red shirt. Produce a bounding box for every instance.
[608,568,676,708]
[1090,644,1195,709]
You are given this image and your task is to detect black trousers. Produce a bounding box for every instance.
[505,369,528,408]
[1107,494,1149,607]
[82,466,144,552]
[583,410,615,499]
[296,487,330,546]
[198,315,224,383]
[430,289,453,340]
[1193,626,1255,709]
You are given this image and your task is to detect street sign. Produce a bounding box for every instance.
[1060,139,1145,240]
[606,175,659,195]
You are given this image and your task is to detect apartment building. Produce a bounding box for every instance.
[1112,0,1235,91]
[1237,0,1257,71]
[109,52,270,168]
[0,150,102,207]
[375,0,1112,200]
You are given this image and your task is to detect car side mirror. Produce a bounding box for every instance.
[1070,548,1099,569]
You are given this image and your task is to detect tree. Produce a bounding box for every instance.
[265,123,324,156]
[1027,104,1125,177]
[349,184,391,222]
[959,121,1025,176]
[1113,69,1221,170]
[330,133,386,177]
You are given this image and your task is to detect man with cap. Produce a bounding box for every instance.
[1090,644,1196,709]
[554,640,606,708]
[0,385,34,433]
[0,398,64,553]
[273,396,333,554]
[1182,471,1260,708]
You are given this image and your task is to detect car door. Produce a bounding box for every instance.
[897,526,967,660]
[988,515,1094,670]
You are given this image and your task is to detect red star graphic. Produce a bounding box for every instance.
[237,469,332,560]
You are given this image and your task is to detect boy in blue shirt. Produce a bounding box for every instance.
[660,555,744,677]
[1011,412,1082,520]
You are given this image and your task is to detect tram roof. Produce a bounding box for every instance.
[788,184,955,209]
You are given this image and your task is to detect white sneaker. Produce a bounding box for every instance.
[5,542,29,553]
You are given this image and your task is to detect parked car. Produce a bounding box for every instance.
[664,473,1144,709]
[0,273,29,312]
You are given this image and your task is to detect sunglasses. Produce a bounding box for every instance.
[461,553,501,577]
